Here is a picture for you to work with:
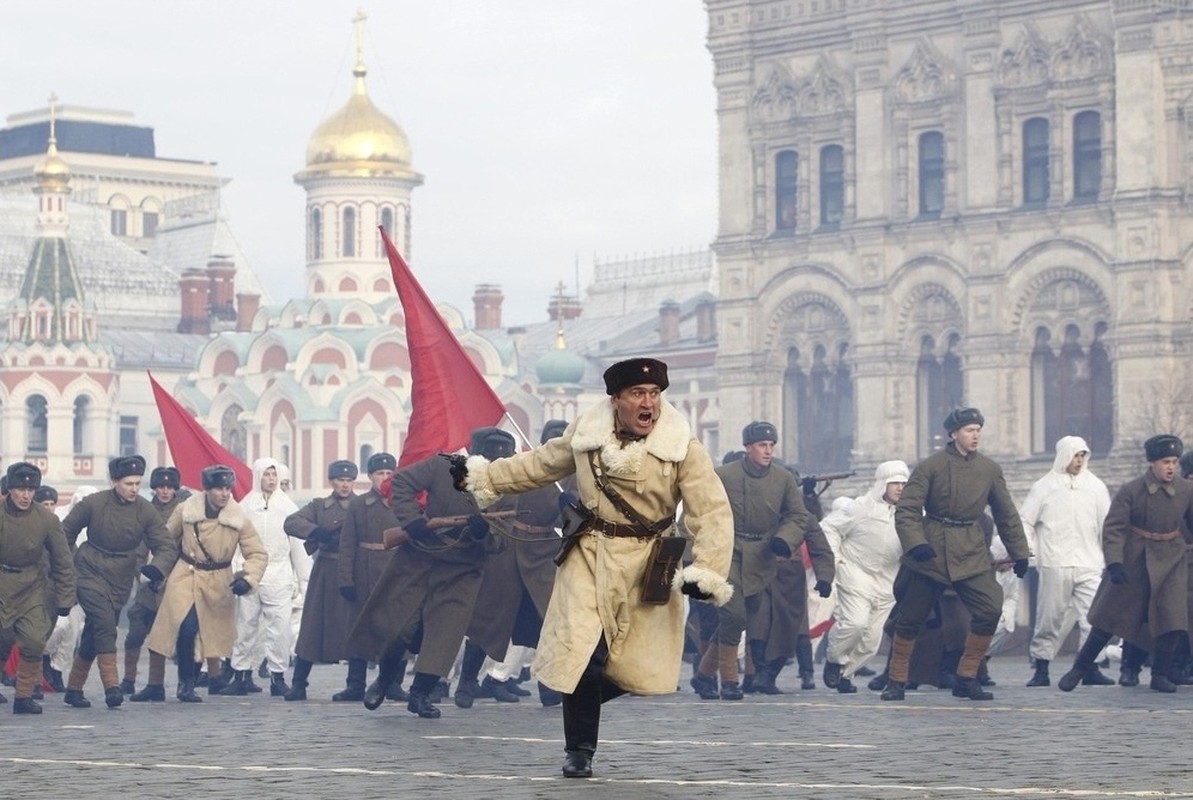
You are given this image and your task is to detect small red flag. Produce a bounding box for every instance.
[379,227,506,467]
[148,372,253,500]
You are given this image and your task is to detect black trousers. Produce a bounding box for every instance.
[561,638,626,755]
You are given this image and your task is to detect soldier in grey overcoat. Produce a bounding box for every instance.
[282,459,358,700]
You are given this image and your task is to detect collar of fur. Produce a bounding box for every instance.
[179,491,247,530]
[570,397,692,476]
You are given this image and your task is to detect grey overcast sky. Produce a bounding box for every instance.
[0,1,719,325]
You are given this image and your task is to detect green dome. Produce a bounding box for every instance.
[536,334,585,385]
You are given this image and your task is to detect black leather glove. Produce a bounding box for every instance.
[815,580,832,598]
[908,543,937,562]
[680,581,713,602]
[140,564,165,592]
[57,607,72,617]
[467,514,490,541]
[800,477,816,495]
[1013,558,1029,579]
[230,576,252,596]
[405,517,438,547]
[308,526,331,545]
[444,453,469,492]
[769,537,792,558]
[1106,563,1128,585]
[339,585,358,602]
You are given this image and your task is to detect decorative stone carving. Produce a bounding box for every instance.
[750,64,799,123]
[894,40,958,104]
[1052,16,1110,82]
[997,24,1051,88]
[799,56,850,116]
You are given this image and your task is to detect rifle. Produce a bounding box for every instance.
[382,510,518,550]
[800,471,856,496]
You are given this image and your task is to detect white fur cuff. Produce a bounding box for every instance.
[674,564,734,607]
[463,455,502,509]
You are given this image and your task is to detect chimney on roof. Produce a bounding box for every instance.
[177,268,210,334]
[659,300,680,346]
[236,292,261,332]
[207,256,236,321]
[473,284,503,330]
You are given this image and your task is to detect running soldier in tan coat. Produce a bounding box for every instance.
[145,465,268,702]
[0,463,75,714]
[458,358,733,779]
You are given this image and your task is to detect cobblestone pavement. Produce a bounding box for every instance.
[4,655,1191,800]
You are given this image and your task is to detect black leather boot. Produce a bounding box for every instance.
[795,636,815,689]
[1060,628,1113,692]
[13,697,42,714]
[823,661,842,689]
[363,651,403,711]
[219,670,249,696]
[334,658,367,702]
[880,680,905,701]
[406,689,442,718]
[561,689,599,778]
[538,681,563,707]
[176,633,202,703]
[270,671,289,697]
[63,689,90,708]
[1026,659,1049,687]
[385,660,408,701]
[952,675,994,700]
[130,684,165,702]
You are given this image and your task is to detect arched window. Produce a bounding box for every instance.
[73,396,90,454]
[221,404,247,462]
[1023,117,1050,206]
[342,206,356,257]
[918,131,944,218]
[916,334,964,457]
[27,395,48,454]
[360,443,375,475]
[309,208,323,260]
[775,150,798,233]
[378,207,395,256]
[1073,110,1101,202]
[1031,323,1112,454]
[819,145,844,228]
[782,343,853,471]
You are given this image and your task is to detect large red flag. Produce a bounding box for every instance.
[380,226,506,467]
[148,372,253,500]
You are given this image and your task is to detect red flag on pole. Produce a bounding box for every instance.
[148,372,253,500]
[379,226,506,467]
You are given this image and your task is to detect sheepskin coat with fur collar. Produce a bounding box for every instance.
[466,396,732,695]
[146,492,268,659]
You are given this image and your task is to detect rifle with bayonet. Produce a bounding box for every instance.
[382,510,518,550]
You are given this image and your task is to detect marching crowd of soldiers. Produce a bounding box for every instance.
[4,356,1193,779]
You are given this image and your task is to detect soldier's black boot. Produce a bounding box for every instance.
[561,686,599,778]
[363,650,403,711]
[795,635,816,689]
[270,672,289,697]
[1026,659,1050,687]
[285,658,312,701]
[43,656,65,693]
[823,661,843,689]
[13,697,42,714]
[243,671,263,694]
[1151,633,1180,693]
[538,681,563,707]
[455,642,486,709]
[406,672,442,719]
[880,680,905,701]
[385,659,409,701]
[952,676,994,701]
[1059,628,1113,692]
[219,670,249,696]
[334,658,368,702]
[1120,642,1146,687]
[175,635,202,703]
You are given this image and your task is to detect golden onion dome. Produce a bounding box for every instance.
[34,138,71,190]
[305,65,412,169]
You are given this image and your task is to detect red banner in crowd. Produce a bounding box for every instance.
[148,372,253,499]
[379,226,506,467]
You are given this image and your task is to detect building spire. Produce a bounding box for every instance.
[352,8,368,86]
